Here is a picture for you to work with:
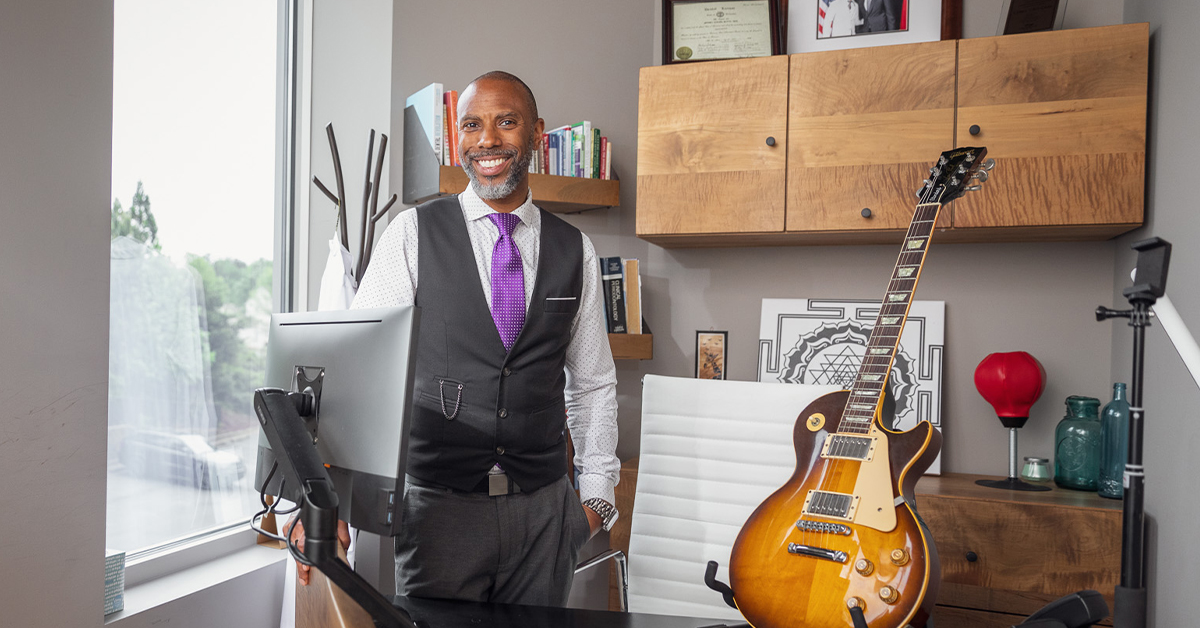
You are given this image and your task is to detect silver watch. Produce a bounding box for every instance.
[582,497,619,532]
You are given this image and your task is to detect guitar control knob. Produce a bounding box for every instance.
[854,558,875,576]
[846,597,865,610]
[890,548,910,566]
[879,586,899,604]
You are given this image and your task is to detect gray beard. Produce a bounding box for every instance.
[462,138,535,201]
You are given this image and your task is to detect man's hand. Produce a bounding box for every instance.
[583,504,602,540]
[286,516,351,586]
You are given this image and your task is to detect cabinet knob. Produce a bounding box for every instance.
[861,208,872,218]
[765,136,776,147]
[966,551,978,563]
[969,124,981,136]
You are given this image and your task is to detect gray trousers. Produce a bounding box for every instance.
[394,474,591,607]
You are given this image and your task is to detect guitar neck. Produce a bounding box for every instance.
[840,202,944,434]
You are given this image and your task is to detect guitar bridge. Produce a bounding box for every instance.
[795,519,852,535]
[787,543,848,563]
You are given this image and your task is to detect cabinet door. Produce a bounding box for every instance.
[637,56,788,237]
[787,41,956,234]
[954,23,1147,231]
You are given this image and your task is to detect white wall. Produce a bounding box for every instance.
[1110,1,1200,626]
[0,1,113,626]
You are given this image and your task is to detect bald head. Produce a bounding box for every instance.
[466,71,538,122]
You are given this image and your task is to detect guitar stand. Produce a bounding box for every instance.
[703,561,872,628]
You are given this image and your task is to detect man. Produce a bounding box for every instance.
[291,71,620,608]
[857,0,900,33]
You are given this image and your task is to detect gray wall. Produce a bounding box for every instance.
[1110,1,1200,626]
[0,1,113,626]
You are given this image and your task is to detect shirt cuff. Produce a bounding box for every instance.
[577,472,616,509]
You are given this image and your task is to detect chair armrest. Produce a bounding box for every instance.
[574,550,628,612]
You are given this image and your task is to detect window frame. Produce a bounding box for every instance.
[109,0,309,581]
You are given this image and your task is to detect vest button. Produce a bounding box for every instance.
[498,408,508,418]
[496,446,505,455]
[502,367,512,376]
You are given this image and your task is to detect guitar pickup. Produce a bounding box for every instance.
[820,434,877,461]
[788,543,849,564]
[802,490,860,521]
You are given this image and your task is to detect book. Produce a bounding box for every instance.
[405,83,443,160]
[592,128,602,179]
[542,133,550,175]
[599,137,608,181]
[441,104,450,165]
[604,140,613,180]
[571,122,585,177]
[600,256,627,333]
[444,90,460,166]
[623,258,642,334]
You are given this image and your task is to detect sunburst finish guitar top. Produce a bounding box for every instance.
[728,147,993,628]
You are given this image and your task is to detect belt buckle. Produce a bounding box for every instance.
[488,473,509,496]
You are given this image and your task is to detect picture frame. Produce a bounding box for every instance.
[996,0,1068,35]
[695,330,728,380]
[663,0,783,64]
[788,0,962,54]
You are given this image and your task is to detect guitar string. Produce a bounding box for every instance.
[803,172,949,551]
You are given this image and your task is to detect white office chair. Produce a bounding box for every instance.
[626,374,841,620]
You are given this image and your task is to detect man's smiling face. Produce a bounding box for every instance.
[456,78,544,208]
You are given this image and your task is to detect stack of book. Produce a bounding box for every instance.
[600,257,643,334]
[538,122,613,179]
[406,83,613,179]
[104,548,125,615]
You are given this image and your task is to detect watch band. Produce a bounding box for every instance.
[582,497,619,532]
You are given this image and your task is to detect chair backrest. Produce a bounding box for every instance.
[627,375,841,619]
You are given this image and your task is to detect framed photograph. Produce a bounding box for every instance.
[695,331,728,380]
[996,0,1068,35]
[788,0,962,54]
[664,0,782,64]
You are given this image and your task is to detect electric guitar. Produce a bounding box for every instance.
[728,147,994,628]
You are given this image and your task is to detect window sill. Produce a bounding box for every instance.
[105,528,288,625]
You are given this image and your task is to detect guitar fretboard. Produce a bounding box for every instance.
[839,202,943,435]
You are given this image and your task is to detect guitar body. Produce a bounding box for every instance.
[729,390,942,628]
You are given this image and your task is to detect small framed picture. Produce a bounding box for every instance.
[996,0,1068,35]
[789,0,962,54]
[695,331,728,380]
[664,0,782,64]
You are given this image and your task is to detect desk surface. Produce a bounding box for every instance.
[392,596,737,628]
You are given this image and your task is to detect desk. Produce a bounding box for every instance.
[393,596,733,628]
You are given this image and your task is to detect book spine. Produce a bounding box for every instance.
[623,258,641,334]
[559,129,569,177]
[605,140,613,180]
[582,121,592,178]
[592,128,601,179]
[571,122,584,177]
[434,84,443,162]
[448,90,460,166]
[542,133,549,175]
[600,256,627,334]
[600,137,608,180]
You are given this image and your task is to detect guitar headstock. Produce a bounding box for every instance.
[915,146,993,205]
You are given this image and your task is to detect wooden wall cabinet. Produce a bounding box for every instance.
[636,24,1148,247]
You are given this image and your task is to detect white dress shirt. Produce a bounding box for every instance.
[352,185,620,506]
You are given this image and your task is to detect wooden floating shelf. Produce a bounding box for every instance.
[609,333,652,360]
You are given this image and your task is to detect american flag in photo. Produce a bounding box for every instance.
[817,0,833,36]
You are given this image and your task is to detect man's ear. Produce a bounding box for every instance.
[534,118,545,147]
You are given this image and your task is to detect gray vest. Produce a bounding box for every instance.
[407,196,584,493]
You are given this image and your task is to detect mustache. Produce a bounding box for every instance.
[465,148,518,160]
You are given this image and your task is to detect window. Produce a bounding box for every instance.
[108,0,287,555]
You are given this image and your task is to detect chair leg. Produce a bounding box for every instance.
[574,549,629,612]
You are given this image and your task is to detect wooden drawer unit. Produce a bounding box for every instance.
[915,473,1121,626]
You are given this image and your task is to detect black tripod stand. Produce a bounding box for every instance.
[1093,236,1171,628]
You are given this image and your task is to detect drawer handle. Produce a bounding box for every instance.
[966,551,978,563]
[969,124,981,137]
[765,136,776,147]
[861,208,872,219]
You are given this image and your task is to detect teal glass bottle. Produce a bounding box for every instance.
[1054,396,1102,491]
[1098,383,1130,499]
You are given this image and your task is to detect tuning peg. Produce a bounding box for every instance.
[965,184,982,192]
[982,158,996,171]
[972,170,989,183]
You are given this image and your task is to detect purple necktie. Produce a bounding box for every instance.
[487,212,525,351]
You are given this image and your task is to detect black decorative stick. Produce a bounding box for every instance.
[312,176,339,205]
[326,123,349,250]
[358,134,389,283]
[357,129,376,280]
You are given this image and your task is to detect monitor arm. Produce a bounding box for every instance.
[254,387,419,628]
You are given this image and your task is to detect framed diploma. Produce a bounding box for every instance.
[664,0,782,64]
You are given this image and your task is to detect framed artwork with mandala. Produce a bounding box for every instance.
[757,298,945,473]
[696,330,728,380]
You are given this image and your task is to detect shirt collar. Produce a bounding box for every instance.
[459,184,538,227]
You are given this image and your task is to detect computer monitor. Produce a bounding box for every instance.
[254,306,419,537]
